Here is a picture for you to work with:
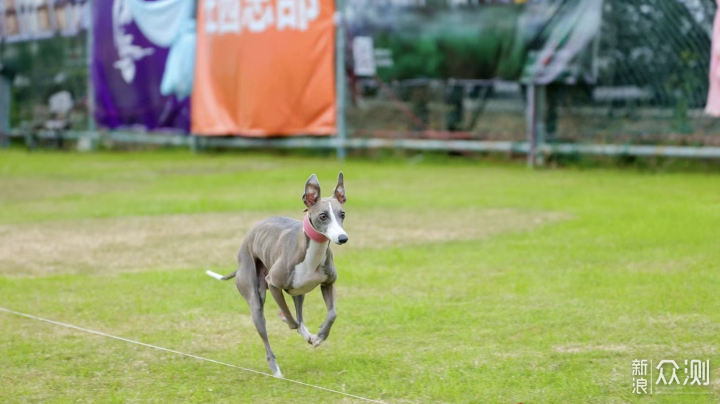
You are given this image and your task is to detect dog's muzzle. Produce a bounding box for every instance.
[337,235,348,244]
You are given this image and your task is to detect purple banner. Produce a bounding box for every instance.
[91,0,189,132]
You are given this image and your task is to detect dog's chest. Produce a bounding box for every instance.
[286,240,329,296]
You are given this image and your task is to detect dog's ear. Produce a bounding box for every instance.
[302,174,321,208]
[333,171,346,204]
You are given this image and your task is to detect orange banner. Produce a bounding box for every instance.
[192,0,336,136]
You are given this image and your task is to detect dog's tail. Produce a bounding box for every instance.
[205,270,236,281]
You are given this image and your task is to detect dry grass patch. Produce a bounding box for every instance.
[343,208,567,249]
[0,208,567,277]
[0,178,127,202]
[553,344,630,354]
[553,343,719,356]
[0,211,277,277]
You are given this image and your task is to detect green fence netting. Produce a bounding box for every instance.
[346,0,720,147]
[2,0,719,149]
[0,33,89,132]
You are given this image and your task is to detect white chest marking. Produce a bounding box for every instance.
[287,238,329,295]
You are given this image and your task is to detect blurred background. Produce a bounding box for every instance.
[1,0,719,160]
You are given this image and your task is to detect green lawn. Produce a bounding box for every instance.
[0,149,718,403]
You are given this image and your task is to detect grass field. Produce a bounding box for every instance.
[1,149,719,403]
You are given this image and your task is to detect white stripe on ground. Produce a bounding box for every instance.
[0,306,390,404]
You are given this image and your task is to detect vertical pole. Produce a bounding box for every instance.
[334,0,347,161]
[86,1,96,135]
[0,76,10,147]
[189,0,199,154]
[535,84,546,167]
[190,134,200,153]
[0,0,9,138]
[525,84,536,168]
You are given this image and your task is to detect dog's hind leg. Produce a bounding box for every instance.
[249,294,282,377]
[269,284,299,330]
[236,251,283,377]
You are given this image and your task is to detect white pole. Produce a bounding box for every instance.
[334,0,347,161]
[525,84,536,168]
[86,1,96,133]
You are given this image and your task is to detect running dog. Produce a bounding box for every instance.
[206,172,348,377]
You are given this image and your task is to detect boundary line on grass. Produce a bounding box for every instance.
[0,307,390,404]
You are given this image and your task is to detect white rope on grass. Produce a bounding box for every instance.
[0,306,390,404]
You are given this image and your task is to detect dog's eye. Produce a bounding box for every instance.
[340,212,345,219]
[319,214,328,221]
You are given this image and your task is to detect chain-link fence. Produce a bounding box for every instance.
[2,0,720,155]
[346,0,720,149]
[1,33,89,134]
[550,0,720,146]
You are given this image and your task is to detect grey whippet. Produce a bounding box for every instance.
[206,172,348,378]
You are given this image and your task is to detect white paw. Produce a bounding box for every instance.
[311,336,325,348]
[298,324,317,345]
[272,368,284,378]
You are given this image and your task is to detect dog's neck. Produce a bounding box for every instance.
[303,214,328,243]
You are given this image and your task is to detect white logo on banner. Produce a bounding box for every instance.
[352,36,376,76]
[205,0,319,34]
[112,0,154,84]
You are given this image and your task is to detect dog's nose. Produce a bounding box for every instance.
[337,235,348,244]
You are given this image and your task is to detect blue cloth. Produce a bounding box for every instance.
[124,0,196,99]
[161,21,196,99]
[125,0,192,46]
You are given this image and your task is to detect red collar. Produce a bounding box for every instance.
[303,214,328,243]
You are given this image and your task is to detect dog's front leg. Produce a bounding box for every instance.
[313,283,337,348]
[292,294,318,344]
